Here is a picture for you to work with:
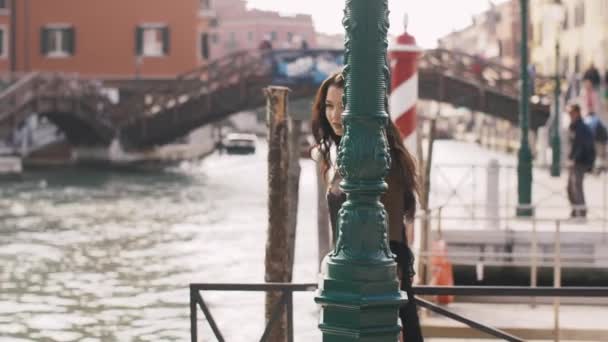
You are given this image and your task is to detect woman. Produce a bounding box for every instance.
[311,71,423,341]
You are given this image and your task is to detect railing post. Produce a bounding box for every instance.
[190,286,197,342]
[486,159,500,229]
[530,217,538,307]
[315,0,405,340]
[286,290,294,342]
[602,172,608,242]
[472,165,477,220]
[553,220,561,342]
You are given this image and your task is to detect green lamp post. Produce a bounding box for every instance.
[517,0,534,217]
[315,0,406,341]
[551,41,562,177]
[547,0,565,177]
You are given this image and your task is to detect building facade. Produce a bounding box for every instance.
[0,0,215,78]
[438,0,521,69]
[530,0,608,76]
[210,0,316,59]
[316,32,345,50]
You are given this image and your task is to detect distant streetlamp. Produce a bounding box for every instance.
[517,0,534,217]
[545,0,565,177]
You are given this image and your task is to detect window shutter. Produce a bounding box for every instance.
[0,30,4,56]
[201,33,209,59]
[40,27,49,55]
[65,27,75,55]
[135,26,143,56]
[162,26,170,55]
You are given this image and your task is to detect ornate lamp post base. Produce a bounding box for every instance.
[316,258,406,341]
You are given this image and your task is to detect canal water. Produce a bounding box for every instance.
[0,140,517,341]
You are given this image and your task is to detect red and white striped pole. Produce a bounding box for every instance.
[389,14,422,154]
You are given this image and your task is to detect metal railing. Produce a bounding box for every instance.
[428,163,608,222]
[190,283,316,342]
[189,283,608,342]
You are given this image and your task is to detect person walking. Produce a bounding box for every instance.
[311,71,424,341]
[583,63,601,89]
[584,110,608,172]
[567,104,596,218]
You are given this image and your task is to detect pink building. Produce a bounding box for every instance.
[210,0,316,59]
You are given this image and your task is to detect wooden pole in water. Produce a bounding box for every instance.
[264,86,292,342]
[316,161,331,270]
[418,118,437,285]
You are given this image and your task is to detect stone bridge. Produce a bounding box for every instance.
[0,49,552,152]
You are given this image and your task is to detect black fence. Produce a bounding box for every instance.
[190,283,608,342]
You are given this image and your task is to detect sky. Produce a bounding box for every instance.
[247,0,505,48]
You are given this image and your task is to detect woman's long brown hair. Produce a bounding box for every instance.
[311,71,419,219]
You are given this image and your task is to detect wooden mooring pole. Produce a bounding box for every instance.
[418,118,437,285]
[264,86,299,342]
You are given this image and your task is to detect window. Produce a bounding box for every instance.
[200,0,212,11]
[561,56,569,75]
[270,31,277,41]
[562,9,568,30]
[574,2,585,27]
[41,26,75,57]
[200,33,210,59]
[248,32,254,41]
[136,25,170,57]
[226,32,238,50]
[287,32,293,42]
[0,27,6,57]
[0,0,6,9]
[211,33,219,44]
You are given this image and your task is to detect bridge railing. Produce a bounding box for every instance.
[189,283,608,342]
[110,49,272,125]
[420,48,556,103]
[0,73,113,126]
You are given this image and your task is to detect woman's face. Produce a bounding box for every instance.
[325,85,344,136]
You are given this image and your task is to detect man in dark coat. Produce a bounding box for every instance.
[567,104,596,218]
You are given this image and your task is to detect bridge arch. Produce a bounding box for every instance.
[114,49,551,149]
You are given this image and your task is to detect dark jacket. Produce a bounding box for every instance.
[569,117,596,167]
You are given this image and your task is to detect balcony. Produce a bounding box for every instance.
[198,8,217,19]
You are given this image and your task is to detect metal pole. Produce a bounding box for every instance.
[315,0,405,340]
[530,217,538,308]
[287,290,294,342]
[551,39,561,177]
[602,172,608,242]
[472,165,477,220]
[553,220,562,342]
[419,118,437,285]
[486,159,500,229]
[190,287,197,342]
[517,0,534,217]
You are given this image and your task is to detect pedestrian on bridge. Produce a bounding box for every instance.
[567,104,596,218]
[311,71,424,341]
